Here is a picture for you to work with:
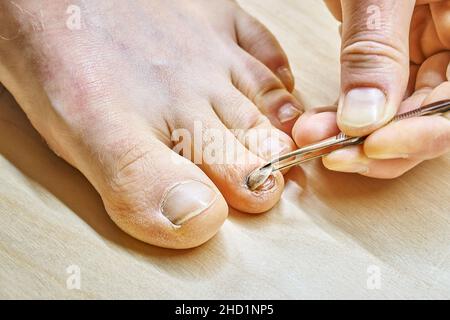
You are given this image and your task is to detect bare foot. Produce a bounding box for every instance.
[0,0,302,248]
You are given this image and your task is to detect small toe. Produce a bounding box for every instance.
[234,8,295,91]
[230,52,303,134]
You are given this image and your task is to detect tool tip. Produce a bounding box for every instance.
[246,164,273,191]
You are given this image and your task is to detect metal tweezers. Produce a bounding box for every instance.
[247,99,450,191]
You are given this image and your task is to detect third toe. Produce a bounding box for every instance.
[230,53,303,134]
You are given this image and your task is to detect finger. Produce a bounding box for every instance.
[364,112,450,160]
[447,61,450,80]
[338,0,415,136]
[429,1,450,49]
[415,52,450,91]
[322,50,450,178]
[416,0,446,5]
[405,64,420,99]
[322,145,422,179]
[364,78,450,161]
[292,107,339,147]
[324,0,343,21]
[322,83,450,178]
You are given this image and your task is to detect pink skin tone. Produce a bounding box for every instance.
[293,0,450,178]
[0,0,301,249]
[0,0,448,250]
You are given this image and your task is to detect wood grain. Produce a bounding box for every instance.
[0,0,449,299]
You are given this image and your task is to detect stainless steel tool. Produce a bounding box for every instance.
[246,99,450,191]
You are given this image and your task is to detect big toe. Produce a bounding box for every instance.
[84,129,228,249]
[112,141,227,249]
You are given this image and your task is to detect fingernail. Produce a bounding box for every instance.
[277,103,301,123]
[325,161,369,174]
[161,181,217,226]
[276,66,294,89]
[259,136,289,159]
[323,149,369,173]
[340,88,386,128]
[367,153,409,160]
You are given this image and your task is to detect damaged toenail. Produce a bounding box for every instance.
[161,181,217,226]
[259,174,275,191]
[277,103,301,123]
[246,165,274,191]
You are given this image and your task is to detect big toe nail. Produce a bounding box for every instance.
[161,180,218,226]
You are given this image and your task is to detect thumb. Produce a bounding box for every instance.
[338,0,415,136]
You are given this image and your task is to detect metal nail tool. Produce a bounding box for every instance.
[246,99,450,191]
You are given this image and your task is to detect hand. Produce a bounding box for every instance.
[293,0,450,178]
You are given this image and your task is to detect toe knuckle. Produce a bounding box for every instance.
[111,145,154,190]
[105,144,157,212]
[240,59,283,99]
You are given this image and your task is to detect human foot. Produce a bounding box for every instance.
[0,0,301,248]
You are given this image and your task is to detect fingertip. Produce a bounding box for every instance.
[337,88,399,137]
[293,110,339,147]
[324,0,342,21]
[364,115,450,160]
[322,145,369,173]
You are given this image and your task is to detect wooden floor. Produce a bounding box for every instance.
[0,0,449,299]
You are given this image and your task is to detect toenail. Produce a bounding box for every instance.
[161,181,218,226]
[254,174,276,192]
[277,103,301,123]
[246,165,276,192]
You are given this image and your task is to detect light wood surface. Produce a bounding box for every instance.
[0,0,449,299]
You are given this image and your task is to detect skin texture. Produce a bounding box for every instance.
[0,0,302,248]
[293,0,450,178]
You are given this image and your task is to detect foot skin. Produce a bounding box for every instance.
[0,0,301,248]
